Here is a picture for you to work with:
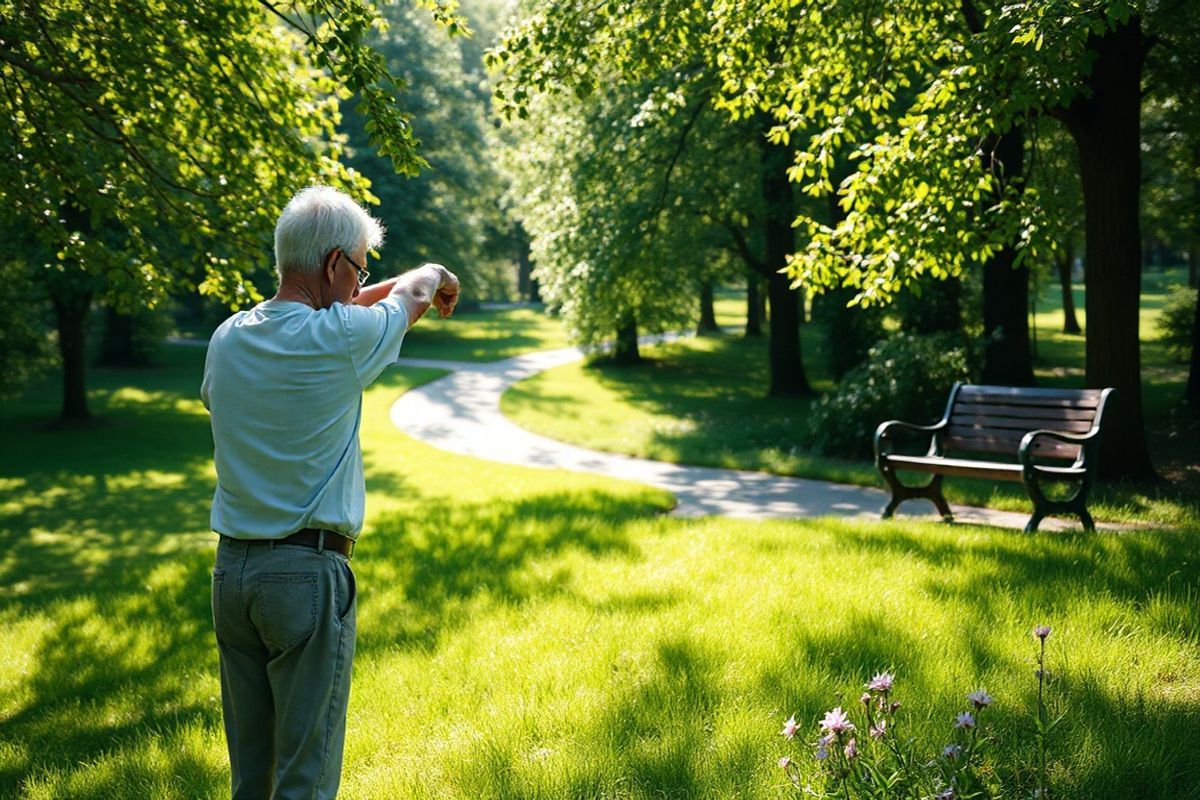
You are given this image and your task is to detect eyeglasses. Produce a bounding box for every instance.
[339,251,370,287]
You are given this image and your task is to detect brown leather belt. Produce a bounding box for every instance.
[281,528,355,558]
[220,529,356,558]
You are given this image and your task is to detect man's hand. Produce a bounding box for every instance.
[427,264,460,319]
[389,263,461,327]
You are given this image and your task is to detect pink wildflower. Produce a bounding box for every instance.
[955,712,975,729]
[844,738,858,760]
[869,720,887,740]
[942,743,962,759]
[860,692,872,706]
[889,701,902,714]
[781,715,800,739]
[1034,625,1052,640]
[966,689,993,710]
[866,672,894,693]
[779,756,792,769]
[819,707,856,736]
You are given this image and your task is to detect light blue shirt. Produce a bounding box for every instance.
[201,295,409,540]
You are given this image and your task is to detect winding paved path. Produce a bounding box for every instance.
[390,345,1079,530]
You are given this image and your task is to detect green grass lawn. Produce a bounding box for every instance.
[397,305,569,362]
[1,318,1199,798]
[503,269,1200,526]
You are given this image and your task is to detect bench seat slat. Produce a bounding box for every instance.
[885,454,1085,481]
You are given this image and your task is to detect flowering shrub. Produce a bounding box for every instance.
[806,332,977,458]
[779,627,1061,799]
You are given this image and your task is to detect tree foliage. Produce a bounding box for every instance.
[501,68,761,348]
[341,0,518,299]
[0,0,466,310]
[0,0,466,413]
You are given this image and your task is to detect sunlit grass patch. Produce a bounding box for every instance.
[400,306,569,362]
[2,328,1198,798]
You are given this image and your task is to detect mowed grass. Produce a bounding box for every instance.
[503,269,1200,526]
[400,304,569,362]
[0,309,1197,798]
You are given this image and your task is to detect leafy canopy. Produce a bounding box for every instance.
[0,0,466,309]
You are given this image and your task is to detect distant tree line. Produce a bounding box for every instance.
[490,0,1200,480]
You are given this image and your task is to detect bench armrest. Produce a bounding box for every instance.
[874,418,948,464]
[1018,428,1099,472]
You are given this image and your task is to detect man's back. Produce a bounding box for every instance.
[202,297,406,540]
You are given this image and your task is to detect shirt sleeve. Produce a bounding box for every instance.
[339,295,410,388]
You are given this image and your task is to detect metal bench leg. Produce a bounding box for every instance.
[928,475,953,522]
[879,463,954,523]
[1023,476,1094,533]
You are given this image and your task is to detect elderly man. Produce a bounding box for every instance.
[201,185,459,799]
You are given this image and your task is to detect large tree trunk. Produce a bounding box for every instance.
[1191,144,1200,289]
[1059,16,1155,479]
[980,125,1036,386]
[613,314,640,364]
[759,125,813,397]
[899,275,963,335]
[1187,285,1200,418]
[515,225,539,303]
[51,285,93,421]
[745,273,763,337]
[97,306,150,367]
[1057,242,1083,334]
[818,188,881,376]
[697,280,720,335]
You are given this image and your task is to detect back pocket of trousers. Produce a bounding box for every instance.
[258,572,319,651]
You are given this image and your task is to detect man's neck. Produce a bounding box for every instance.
[273,277,324,309]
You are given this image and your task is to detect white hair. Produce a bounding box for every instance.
[273,185,385,277]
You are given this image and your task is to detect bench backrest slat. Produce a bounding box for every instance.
[944,384,1106,461]
[944,426,1082,460]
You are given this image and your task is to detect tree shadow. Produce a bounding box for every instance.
[355,489,653,652]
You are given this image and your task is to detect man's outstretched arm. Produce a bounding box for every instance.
[353,263,460,327]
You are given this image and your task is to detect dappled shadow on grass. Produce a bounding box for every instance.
[0,369,227,796]
[356,489,651,652]
[0,545,224,798]
[0,394,215,609]
[584,637,722,798]
[829,523,1200,635]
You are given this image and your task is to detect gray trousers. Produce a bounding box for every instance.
[211,537,357,800]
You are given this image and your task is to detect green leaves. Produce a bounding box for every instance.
[0,0,463,309]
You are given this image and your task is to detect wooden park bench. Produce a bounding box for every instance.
[873,383,1116,533]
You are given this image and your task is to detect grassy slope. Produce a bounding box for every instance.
[0,310,1198,798]
[503,271,1200,525]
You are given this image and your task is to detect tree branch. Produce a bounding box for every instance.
[723,220,767,275]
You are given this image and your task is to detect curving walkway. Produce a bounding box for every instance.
[389,345,1086,531]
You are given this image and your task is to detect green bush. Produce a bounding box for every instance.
[1159,284,1197,363]
[808,332,977,458]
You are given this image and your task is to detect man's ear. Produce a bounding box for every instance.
[323,249,339,284]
